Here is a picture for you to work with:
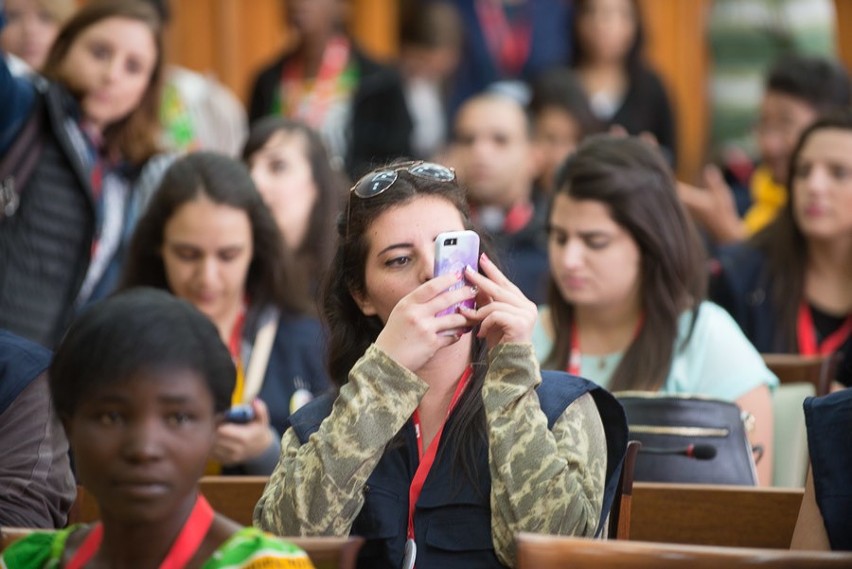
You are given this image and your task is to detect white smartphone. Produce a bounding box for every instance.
[434,230,480,325]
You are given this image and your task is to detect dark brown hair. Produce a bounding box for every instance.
[120,152,311,319]
[751,111,852,349]
[41,0,164,166]
[242,116,347,293]
[544,135,706,391]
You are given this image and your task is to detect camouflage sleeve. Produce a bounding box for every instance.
[253,344,428,536]
[482,343,607,567]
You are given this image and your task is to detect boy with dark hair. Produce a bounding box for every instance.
[680,55,851,245]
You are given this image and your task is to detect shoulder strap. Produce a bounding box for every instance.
[288,391,337,444]
[0,95,46,219]
[242,314,279,403]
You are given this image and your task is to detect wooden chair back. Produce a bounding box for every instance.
[516,534,852,568]
[68,476,270,526]
[629,482,803,549]
[762,353,839,397]
[607,440,641,539]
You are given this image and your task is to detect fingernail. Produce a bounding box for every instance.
[465,264,476,274]
[469,285,478,295]
[480,252,490,263]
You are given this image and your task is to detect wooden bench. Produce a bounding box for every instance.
[516,534,852,569]
[70,476,270,526]
[629,482,804,549]
[762,353,839,397]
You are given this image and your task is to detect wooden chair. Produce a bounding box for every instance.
[0,527,36,552]
[68,476,270,526]
[762,353,839,397]
[628,482,804,549]
[607,440,641,540]
[515,534,852,569]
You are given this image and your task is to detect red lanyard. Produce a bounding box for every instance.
[567,316,645,376]
[66,494,215,569]
[228,305,246,362]
[407,366,473,541]
[280,36,350,128]
[797,301,852,356]
[474,0,532,77]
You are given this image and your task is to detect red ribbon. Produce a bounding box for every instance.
[797,301,852,356]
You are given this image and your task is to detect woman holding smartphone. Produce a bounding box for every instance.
[254,160,627,569]
[120,152,329,475]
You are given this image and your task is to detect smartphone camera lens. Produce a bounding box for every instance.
[445,238,457,246]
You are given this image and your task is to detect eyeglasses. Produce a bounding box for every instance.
[346,161,456,236]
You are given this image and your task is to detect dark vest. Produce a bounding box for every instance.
[804,391,852,551]
[0,85,95,347]
[289,370,627,569]
[0,329,52,415]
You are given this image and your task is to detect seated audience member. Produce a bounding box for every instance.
[443,0,573,116]
[248,0,411,179]
[711,112,852,389]
[397,0,462,161]
[120,152,330,475]
[242,116,346,297]
[680,55,851,244]
[139,0,248,156]
[0,0,173,348]
[451,91,549,303]
[0,330,75,528]
[0,289,315,568]
[0,0,73,75]
[254,161,627,568]
[535,135,777,484]
[571,0,677,165]
[528,67,600,200]
[791,388,852,551]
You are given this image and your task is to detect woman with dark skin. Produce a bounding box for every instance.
[0,288,314,568]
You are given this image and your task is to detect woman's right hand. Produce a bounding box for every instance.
[374,271,477,373]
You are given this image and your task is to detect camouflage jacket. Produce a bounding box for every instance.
[254,342,607,566]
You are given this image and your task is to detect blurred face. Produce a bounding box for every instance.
[0,0,62,70]
[548,194,641,311]
[577,0,636,64]
[285,0,344,38]
[66,368,217,524]
[792,128,852,242]
[453,97,534,208]
[354,195,466,324]
[534,107,582,192]
[161,196,253,330]
[755,92,818,185]
[59,16,157,132]
[249,130,318,250]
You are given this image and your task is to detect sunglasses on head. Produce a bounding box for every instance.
[346,161,456,236]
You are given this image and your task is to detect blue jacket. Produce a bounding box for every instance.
[0,329,51,415]
[288,370,627,569]
[804,390,852,550]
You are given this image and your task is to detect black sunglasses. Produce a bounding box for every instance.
[346,161,456,236]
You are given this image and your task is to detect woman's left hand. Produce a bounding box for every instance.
[459,252,537,350]
[212,399,274,466]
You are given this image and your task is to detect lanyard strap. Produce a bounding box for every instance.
[797,301,852,356]
[66,494,215,569]
[474,0,532,77]
[279,36,351,127]
[567,315,645,375]
[228,305,247,406]
[407,366,473,541]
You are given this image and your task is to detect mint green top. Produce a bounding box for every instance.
[0,526,314,569]
[532,301,778,400]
